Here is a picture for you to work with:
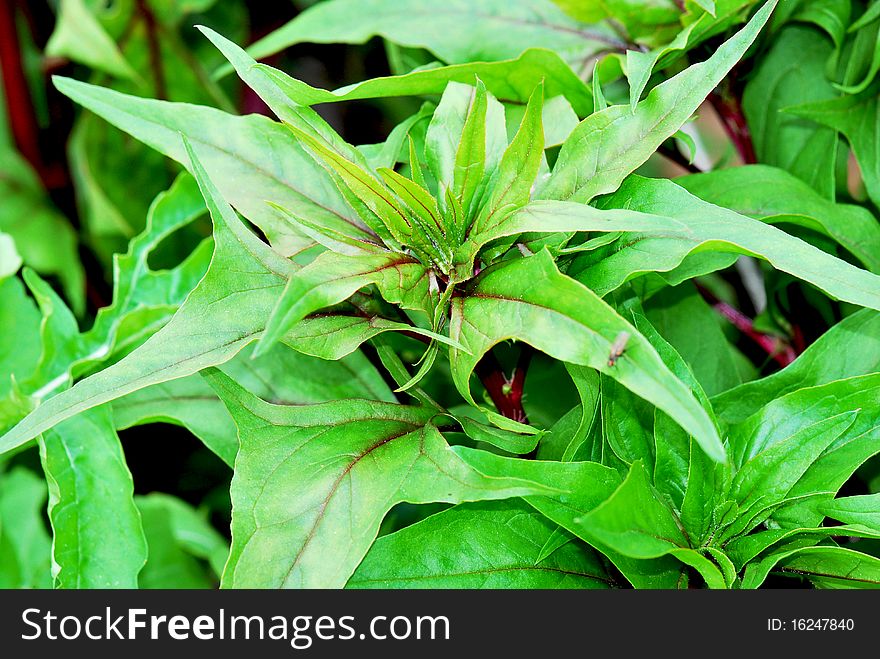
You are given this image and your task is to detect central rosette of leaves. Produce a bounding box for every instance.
[256,80,547,391]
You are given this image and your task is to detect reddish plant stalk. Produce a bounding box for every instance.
[0,0,43,174]
[474,348,532,425]
[710,88,757,165]
[696,285,797,367]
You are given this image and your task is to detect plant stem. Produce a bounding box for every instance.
[475,346,533,425]
[696,284,797,367]
[136,0,166,100]
[0,0,43,175]
[709,84,757,165]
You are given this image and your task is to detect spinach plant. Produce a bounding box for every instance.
[2,0,880,589]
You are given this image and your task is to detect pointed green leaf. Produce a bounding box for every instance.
[743,26,839,199]
[730,374,880,528]
[202,26,591,117]
[787,85,880,206]
[46,0,138,80]
[53,76,367,256]
[348,501,612,588]
[0,140,294,456]
[820,494,880,532]
[284,314,463,361]
[244,0,624,70]
[581,177,880,305]
[454,447,683,588]
[539,0,777,202]
[40,405,147,588]
[449,250,725,461]
[760,547,880,589]
[680,165,880,273]
[471,84,545,238]
[257,250,430,357]
[453,80,489,220]
[206,372,560,588]
[713,310,880,425]
[720,412,858,540]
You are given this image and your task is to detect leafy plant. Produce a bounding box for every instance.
[2,0,880,589]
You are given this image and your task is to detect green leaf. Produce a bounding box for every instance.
[53,76,363,257]
[786,84,880,206]
[713,310,880,425]
[206,372,559,588]
[457,416,541,455]
[40,405,147,588]
[624,21,700,112]
[471,84,545,238]
[0,149,85,315]
[201,26,592,116]
[720,412,858,540]
[820,494,880,532]
[600,377,655,471]
[449,250,725,462]
[781,548,880,589]
[643,286,743,397]
[0,139,294,456]
[455,448,684,587]
[284,314,460,361]
[137,494,227,588]
[769,547,880,589]
[679,165,880,273]
[835,16,880,94]
[279,123,420,250]
[624,309,728,546]
[850,2,880,33]
[730,374,880,528]
[244,0,624,70]
[348,501,613,588]
[539,0,777,203]
[573,460,689,559]
[580,177,880,306]
[453,80,491,223]
[0,468,52,588]
[667,548,726,589]
[537,366,600,462]
[257,250,431,358]
[115,343,394,466]
[46,0,138,80]
[426,81,506,227]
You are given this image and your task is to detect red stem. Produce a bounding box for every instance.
[474,347,532,424]
[697,285,796,367]
[0,0,43,173]
[710,88,757,165]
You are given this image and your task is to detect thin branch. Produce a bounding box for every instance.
[474,346,533,425]
[0,0,43,174]
[709,85,757,165]
[136,0,166,100]
[696,284,797,368]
